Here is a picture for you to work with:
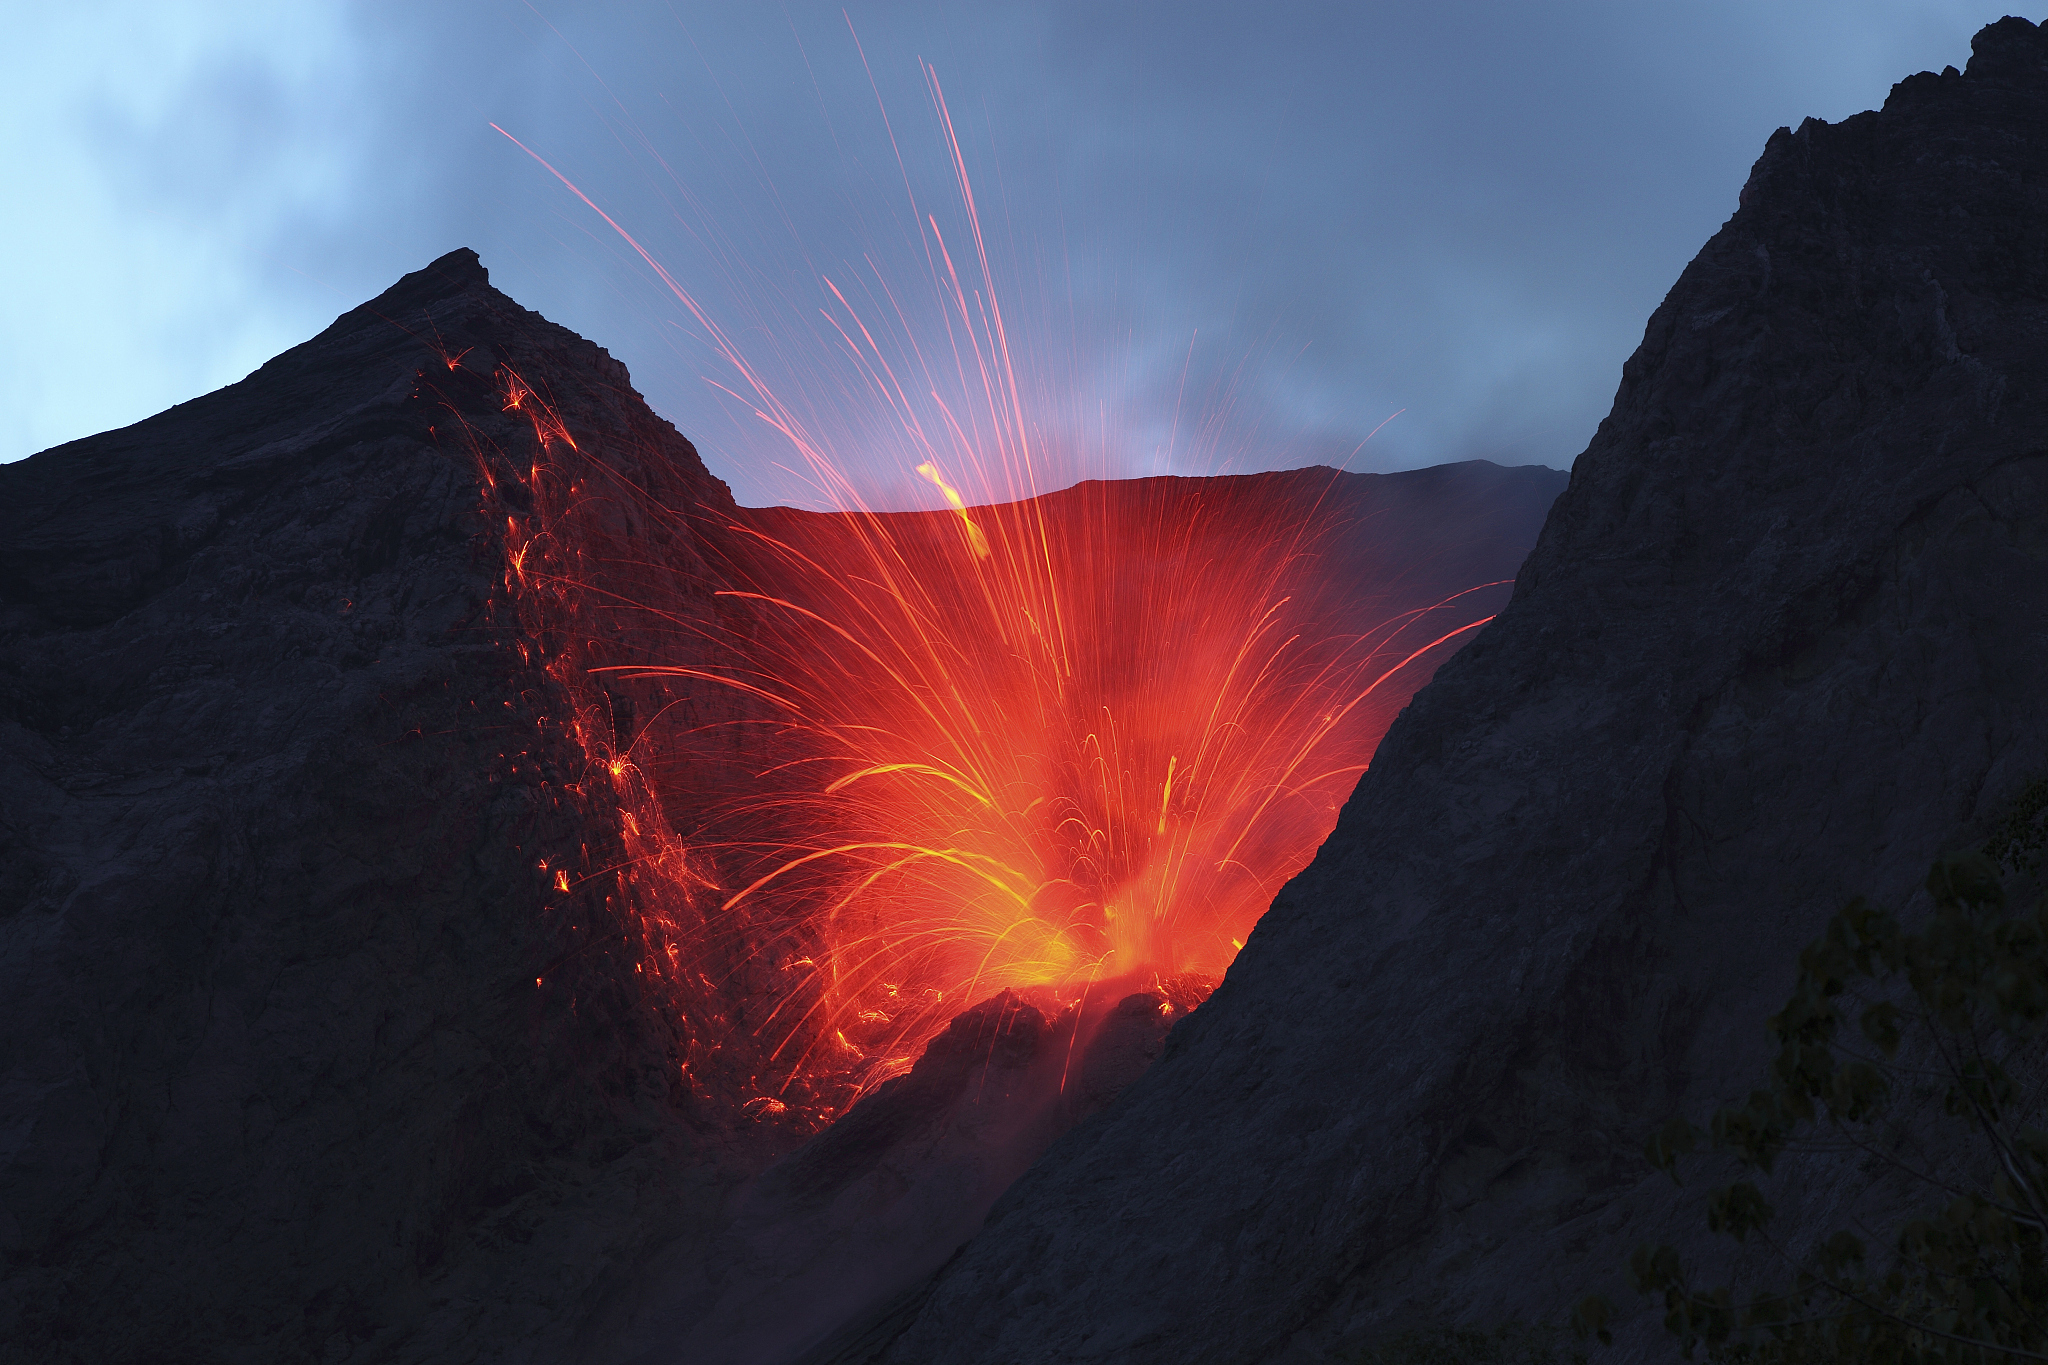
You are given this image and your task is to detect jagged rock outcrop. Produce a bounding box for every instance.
[866,17,2048,1365]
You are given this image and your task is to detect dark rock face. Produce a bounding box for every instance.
[0,250,750,1364]
[873,18,2048,1365]
[595,989,1177,1365]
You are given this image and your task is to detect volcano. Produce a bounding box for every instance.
[0,248,1559,1361]
[13,18,2045,1362]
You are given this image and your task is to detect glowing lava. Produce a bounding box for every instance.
[707,480,1499,1080]
[472,71,1506,1122]
[475,364,1500,1122]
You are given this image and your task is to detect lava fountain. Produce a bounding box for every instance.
[707,481,1499,1084]
[477,362,1503,1127]
[472,74,1510,1126]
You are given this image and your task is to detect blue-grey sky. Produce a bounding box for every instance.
[2,2,2022,508]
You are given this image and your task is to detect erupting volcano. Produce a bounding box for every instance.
[11,20,2048,1363]
[447,90,1567,1127]
[0,241,1564,1362]
[462,359,1539,1125]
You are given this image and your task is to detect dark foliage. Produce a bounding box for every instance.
[1577,809,2048,1362]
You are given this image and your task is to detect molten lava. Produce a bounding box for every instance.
[475,364,1503,1123]
[472,72,1508,1123]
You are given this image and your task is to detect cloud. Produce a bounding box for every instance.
[0,1,388,455]
[3,0,2008,509]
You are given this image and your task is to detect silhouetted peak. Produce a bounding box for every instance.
[368,246,490,311]
[1968,16,2048,82]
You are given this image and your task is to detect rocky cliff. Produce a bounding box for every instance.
[866,16,2048,1365]
[0,250,761,1364]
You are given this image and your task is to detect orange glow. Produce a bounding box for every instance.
[703,482,1497,1085]
[469,78,1511,1123]
[466,361,1502,1122]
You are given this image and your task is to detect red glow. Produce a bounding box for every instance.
[472,78,1509,1123]
[701,481,1498,1091]
[472,365,1501,1122]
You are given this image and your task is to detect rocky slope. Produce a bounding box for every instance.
[866,17,2048,1365]
[0,249,762,1364]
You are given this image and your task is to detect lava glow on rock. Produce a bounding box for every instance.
[473,360,1499,1126]
[465,87,1505,1124]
